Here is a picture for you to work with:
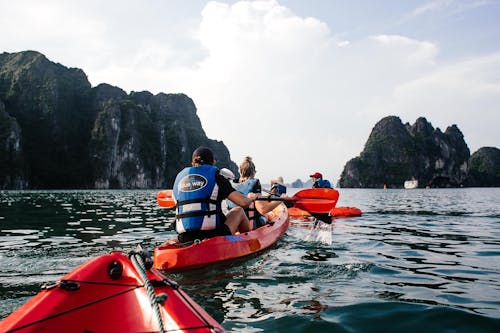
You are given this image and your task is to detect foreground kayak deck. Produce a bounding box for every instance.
[154,203,289,271]
[0,251,225,333]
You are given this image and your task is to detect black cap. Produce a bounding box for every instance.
[192,146,214,165]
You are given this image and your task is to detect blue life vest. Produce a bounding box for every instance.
[227,178,267,229]
[226,178,258,210]
[173,165,222,233]
[270,183,287,195]
[226,178,265,227]
[314,179,332,188]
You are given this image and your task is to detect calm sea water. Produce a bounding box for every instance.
[1,188,500,332]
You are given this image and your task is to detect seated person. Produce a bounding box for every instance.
[270,176,287,195]
[227,156,284,228]
[309,172,332,188]
[172,147,259,243]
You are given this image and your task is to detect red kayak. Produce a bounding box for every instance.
[289,206,362,221]
[0,251,225,333]
[288,207,315,220]
[330,206,362,217]
[154,203,289,271]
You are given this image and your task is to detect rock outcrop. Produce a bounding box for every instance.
[0,100,26,188]
[465,147,500,187]
[0,51,236,189]
[339,116,471,188]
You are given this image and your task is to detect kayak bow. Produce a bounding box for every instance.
[0,251,225,333]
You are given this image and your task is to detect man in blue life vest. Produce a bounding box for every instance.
[309,172,332,188]
[173,146,259,243]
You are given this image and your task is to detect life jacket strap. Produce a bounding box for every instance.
[177,198,218,206]
[177,209,219,219]
[244,206,261,223]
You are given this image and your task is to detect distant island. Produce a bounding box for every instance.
[1,51,498,189]
[338,116,500,188]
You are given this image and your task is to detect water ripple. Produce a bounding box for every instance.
[1,188,499,332]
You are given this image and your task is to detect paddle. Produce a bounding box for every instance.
[157,189,175,208]
[262,188,339,223]
[157,188,339,223]
[290,188,339,214]
[157,189,288,209]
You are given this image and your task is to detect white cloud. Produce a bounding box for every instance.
[382,52,500,152]
[178,0,344,183]
[1,1,107,64]
[410,0,455,17]
[408,0,493,20]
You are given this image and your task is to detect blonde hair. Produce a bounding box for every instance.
[272,176,284,185]
[239,156,256,179]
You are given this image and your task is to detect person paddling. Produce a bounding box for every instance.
[309,172,332,188]
[172,147,259,243]
[270,176,287,195]
[228,156,285,229]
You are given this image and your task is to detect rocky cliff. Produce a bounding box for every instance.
[465,147,500,187]
[339,116,472,188]
[0,51,236,189]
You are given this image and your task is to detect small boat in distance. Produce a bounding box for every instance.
[404,179,418,189]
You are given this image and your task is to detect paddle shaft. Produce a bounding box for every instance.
[157,189,337,223]
[255,197,292,202]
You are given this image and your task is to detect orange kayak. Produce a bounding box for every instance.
[154,203,289,271]
[289,206,362,221]
[288,207,314,219]
[330,206,362,217]
[0,251,224,333]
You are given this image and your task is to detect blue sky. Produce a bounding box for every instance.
[1,0,499,185]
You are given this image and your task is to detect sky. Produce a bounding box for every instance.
[1,0,499,185]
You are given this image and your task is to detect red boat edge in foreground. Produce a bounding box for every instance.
[0,251,225,333]
[154,203,289,271]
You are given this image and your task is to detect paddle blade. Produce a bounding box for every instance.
[292,188,339,213]
[293,188,340,202]
[292,199,336,213]
[157,190,176,208]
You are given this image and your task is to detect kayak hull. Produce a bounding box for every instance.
[154,203,289,271]
[288,206,314,220]
[289,206,362,221]
[0,252,224,333]
[330,206,362,217]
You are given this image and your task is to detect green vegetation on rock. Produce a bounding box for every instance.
[338,116,488,188]
[0,51,236,189]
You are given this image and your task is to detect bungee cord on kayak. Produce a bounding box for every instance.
[130,250,167,333]
[130,248,223,333]
[129,249,226,333]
